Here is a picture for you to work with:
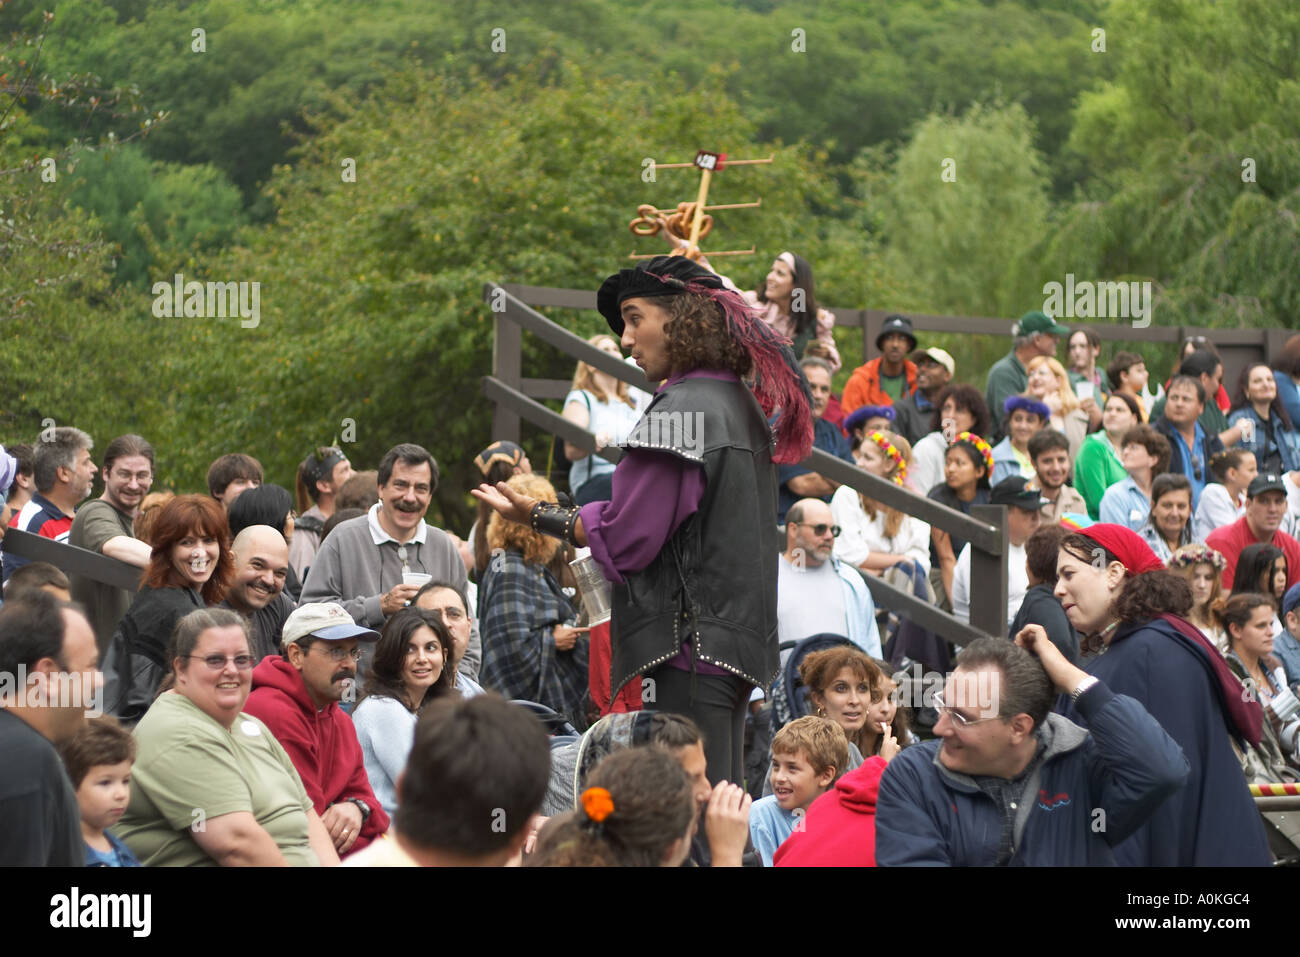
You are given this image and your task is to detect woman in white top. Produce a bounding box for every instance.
[1169,544,1229,652]
[352,608,459,817]
[1193,448,1257,543]
[832,430,930,574]
[563,334,643,506]
[909,384,994,498]
[1024,355,1091,464]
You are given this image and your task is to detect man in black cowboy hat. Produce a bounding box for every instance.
[842,314,919,414]
[474,256,812,788]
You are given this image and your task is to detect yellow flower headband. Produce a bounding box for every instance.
[868,430,907,485]
[952,431,994,473]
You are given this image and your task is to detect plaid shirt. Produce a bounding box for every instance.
[479,549,589,729]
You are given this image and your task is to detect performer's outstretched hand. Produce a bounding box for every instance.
[470,480,537,526]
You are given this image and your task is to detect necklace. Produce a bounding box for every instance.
[1092,618,1121,655]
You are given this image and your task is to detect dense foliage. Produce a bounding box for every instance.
[1,0,1296,527]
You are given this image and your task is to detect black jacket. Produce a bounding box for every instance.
[102,585,204,725]
[610,376,781,696]
[1009,583,1079,664]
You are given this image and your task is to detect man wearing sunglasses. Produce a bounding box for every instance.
[777,499,881,657]
[243,602,389,858]
[875,633,1188,866]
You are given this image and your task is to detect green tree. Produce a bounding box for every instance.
[125,62,845,527]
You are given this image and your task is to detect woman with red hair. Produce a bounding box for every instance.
[102,494,234,725]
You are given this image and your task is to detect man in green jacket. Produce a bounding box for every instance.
[985,311,1070,440]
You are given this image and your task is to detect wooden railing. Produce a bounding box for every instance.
[482,281,1011,646]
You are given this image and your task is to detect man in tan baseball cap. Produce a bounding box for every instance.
[892,347,956,445]
[242,602,388,857]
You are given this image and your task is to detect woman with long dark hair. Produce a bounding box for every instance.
[1222,593,1300,776]
[909,384,992,499]
[102,495,234,725]
[352,608,458,816]
[741,252,840,371]
[1050,523,1271,864]
[1231,543,1288,604]
[927,433,992,604]
[1229,361,1300,475]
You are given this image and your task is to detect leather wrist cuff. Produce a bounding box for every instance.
[529,501,580,545]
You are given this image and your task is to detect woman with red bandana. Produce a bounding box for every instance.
[1042,523,1271,864]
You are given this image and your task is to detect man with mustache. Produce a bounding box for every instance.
[301,443,481,681]
[243,602,389,857]
[220,525,295,661]
[68,434,155,654]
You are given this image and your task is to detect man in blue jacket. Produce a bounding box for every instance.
[875,633,1188,866]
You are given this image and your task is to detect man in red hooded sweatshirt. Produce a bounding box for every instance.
[243,602,389,857]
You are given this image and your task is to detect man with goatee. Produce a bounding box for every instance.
[221,525,295,660]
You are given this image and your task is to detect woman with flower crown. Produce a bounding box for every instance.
[831,431,930,577]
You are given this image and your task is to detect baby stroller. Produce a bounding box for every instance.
[769,633,856,732]
[510,699,582,750]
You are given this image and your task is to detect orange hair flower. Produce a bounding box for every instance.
[581,786,615,823]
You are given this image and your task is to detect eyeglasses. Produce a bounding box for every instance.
[186,654,256,671]
[314,645,363,662]
[791,522,842,538]
[933,691,1000,729]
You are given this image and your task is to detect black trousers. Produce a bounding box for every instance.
[648,665,751,786]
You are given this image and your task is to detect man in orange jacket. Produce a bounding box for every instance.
[842,315,918,413]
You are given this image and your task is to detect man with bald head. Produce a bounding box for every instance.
[777,498,881,657]
[220,525,295,660]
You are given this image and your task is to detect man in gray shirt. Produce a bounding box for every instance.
[68,434,154,654]
[301,443,480,680]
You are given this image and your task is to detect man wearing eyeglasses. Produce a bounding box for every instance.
[1154,375,1223,510]
[243,602,390,857]
[875,633,1188,866]
[777,499,881,657]
[301,443,482,681]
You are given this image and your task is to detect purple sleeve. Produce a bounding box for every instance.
[579,449,706,584]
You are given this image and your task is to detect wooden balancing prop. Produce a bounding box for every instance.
[628,150,772,261]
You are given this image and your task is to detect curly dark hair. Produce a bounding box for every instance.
[930,384,992,438]
[643,293,752,378]
[1061,533,1192,654]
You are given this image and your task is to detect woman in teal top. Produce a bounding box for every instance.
[1075,392,1140,519]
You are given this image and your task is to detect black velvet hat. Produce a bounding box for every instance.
[596,256,726,336]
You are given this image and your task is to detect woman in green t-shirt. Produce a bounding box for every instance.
[1074,391,1141,519]
[117,608,340,866]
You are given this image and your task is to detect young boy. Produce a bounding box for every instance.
[749,715,849,866]
[58,715,140,867]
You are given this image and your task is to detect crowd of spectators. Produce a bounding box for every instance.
[3,265,1300,867]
